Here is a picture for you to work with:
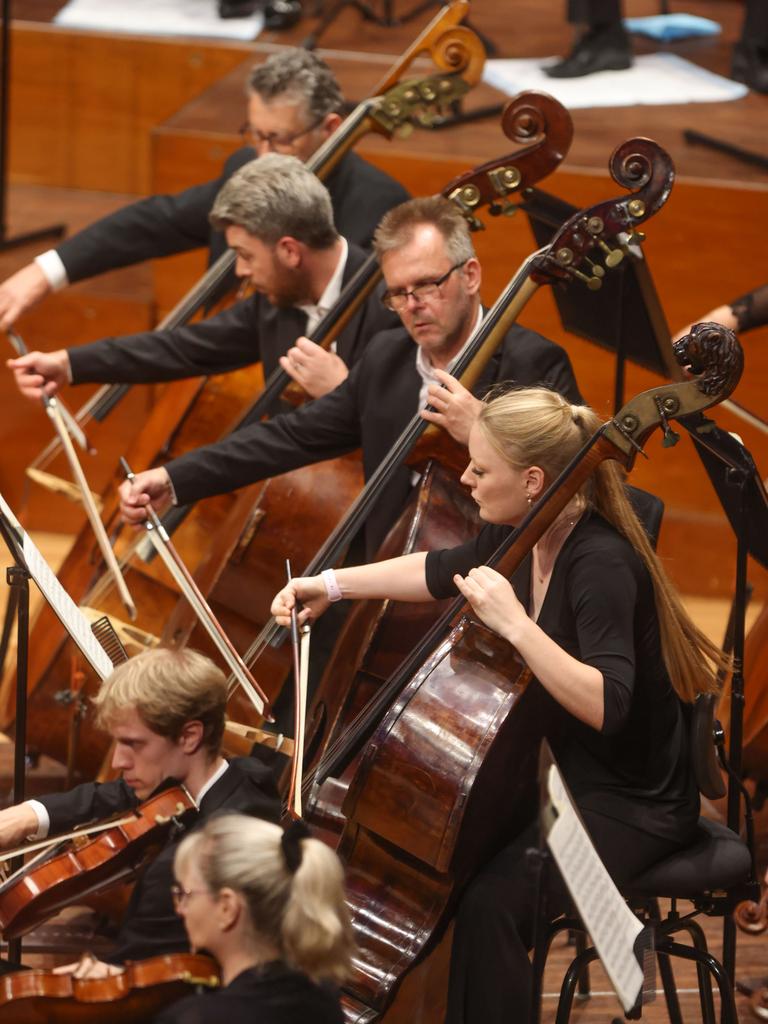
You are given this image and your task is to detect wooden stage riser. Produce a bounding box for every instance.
[8,24,253,193]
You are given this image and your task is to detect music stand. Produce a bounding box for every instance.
[529,741,655,1023]
[676,414,768,988]
[0,0,65,251]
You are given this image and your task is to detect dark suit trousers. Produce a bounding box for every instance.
[444,810,686,1024]
[742,0,768,43]
[567,0,622,27]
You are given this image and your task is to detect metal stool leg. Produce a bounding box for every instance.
[555,948,601,1024]
[574,930,591,998]
[663,941,739,1024]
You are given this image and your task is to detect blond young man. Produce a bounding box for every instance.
[0,648,280,973]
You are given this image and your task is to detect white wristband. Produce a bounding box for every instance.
[321,569,343,602]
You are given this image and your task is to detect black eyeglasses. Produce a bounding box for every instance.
[238,116,324,152]
[381,261,467,312]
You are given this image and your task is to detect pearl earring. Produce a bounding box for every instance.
[526,493,533,507]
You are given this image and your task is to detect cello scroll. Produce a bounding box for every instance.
[531,137,675,290]
[672,320,745,398]
[604,322,743,465]
[444,91,573,228]
[372,0,483,94]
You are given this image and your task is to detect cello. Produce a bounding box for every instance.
[306,321,742,1021]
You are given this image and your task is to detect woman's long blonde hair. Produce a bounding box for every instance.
[477,387,727,702]
[175,814,355,985]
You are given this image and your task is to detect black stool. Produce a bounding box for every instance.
[550,695,758,1023]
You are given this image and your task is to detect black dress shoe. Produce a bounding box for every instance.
[219,0,262,16]
[545,24,633,79]
[264,0,302,30]
[731,41,768,95]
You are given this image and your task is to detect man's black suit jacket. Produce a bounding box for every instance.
[54,149,410,284]
[167,323,583,557]
[38,759,280,964]
[67,244,397,397]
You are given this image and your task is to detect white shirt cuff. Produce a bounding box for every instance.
[34,250,69,292]
[26,799,51,840]
[166,473,179,507]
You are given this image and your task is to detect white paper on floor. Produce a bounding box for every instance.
[482,52,747,108]
[54,0,263,40]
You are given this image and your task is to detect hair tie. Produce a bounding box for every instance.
[281,818,311,873]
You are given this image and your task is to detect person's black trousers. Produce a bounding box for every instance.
[567,0,622,28]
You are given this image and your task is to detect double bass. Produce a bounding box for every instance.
[313,321,742,1021]
[298,137,676,789]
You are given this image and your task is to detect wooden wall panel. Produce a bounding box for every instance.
[8,24,253,192]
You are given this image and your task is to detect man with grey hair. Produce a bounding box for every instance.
[0,48,409,330]
[119,195,582,558]
[9,156,396,405]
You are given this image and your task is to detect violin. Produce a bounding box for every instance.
[0,952,219,1023]
[0,785,195,940]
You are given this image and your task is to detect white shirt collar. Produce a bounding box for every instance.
[414,305,485,408]
[194,758,229,807]
[296,237,349,336]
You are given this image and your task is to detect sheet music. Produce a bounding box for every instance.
[0,494,114,681]
[546,763,644,1013]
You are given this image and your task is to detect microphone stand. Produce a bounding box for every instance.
[0,0,65,251]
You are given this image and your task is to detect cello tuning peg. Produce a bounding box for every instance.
[488,200,518,218]
[662,425,680,448]
[597,240,624,268]
[584,257,605,279]
[568,267,602,291]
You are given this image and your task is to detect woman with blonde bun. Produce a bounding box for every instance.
[271,386,726,1024]
[154,814,354,1023]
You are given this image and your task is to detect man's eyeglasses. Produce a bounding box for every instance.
[170,883,209,909]
[238,116,324,152]
[381,261,467,312]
